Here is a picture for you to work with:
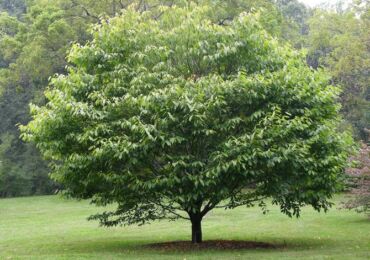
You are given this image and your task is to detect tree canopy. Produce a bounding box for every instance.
[21,4,351,243]
[3,0,366,199]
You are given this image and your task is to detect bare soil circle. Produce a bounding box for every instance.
[146,240,279,251]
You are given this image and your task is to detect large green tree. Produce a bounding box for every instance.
[22,5,351,243]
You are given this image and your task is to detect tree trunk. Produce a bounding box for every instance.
[191,216,202,243]
[112,0,116,14]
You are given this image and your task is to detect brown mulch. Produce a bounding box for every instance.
[145,240,279,251]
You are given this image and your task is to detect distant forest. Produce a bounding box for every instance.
[0,0,369,197]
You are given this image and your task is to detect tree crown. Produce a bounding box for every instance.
[21,4,351,227]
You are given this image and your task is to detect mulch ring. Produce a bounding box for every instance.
[145,240,280,251]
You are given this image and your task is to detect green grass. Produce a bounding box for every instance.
[0,195,369,259]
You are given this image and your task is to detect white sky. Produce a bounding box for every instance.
[297,0,349,8]
[297,0,326,7]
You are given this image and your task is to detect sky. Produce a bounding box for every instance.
[298,0,349,8]
[298,0,326,7]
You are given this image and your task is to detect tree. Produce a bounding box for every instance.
[305,6,370,141]
[0,0,26,18]
[21,4,351,243]
[342,143,370,217]
[275,0,311,48]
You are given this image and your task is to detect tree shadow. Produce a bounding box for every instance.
[144,240,279,251]
[346,217,370,224]
[36,235,336,255]
[141,237,337,252]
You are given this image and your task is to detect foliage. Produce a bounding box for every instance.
[0,0,366,203]
[276,0,311,48]
[22,4,351,243]
[0,0,122,197]
[342,143,370,216]
[0,130,55,196]
[0,0,294,198]
[305,2,370,140]
[0,0,26,18]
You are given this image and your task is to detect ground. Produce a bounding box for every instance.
[0,195,369,259]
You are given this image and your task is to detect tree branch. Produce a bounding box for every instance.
[70,0,100,21]
[119,0,134,10]
[151,201,190,220]
[214,196,267,209]
[200,199,217,217]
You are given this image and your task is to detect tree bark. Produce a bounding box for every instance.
[191,216,202,243]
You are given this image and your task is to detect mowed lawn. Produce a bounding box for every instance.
[0,195,369,259]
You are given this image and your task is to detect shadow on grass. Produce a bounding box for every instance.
[346,217,370,224]
[142,237,339,252]
[32,236,337,255]
[144,240,280,251]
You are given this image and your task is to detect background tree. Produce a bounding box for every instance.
[0,0,128,196]
[342,143,370,217]
[22,5,351,243]
[0,0,26,18]
[275,0,310,48]
[305,2,370,141]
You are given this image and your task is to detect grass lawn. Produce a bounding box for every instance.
[0,195,369,259]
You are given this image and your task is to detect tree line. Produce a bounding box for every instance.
[0,0,369,197]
